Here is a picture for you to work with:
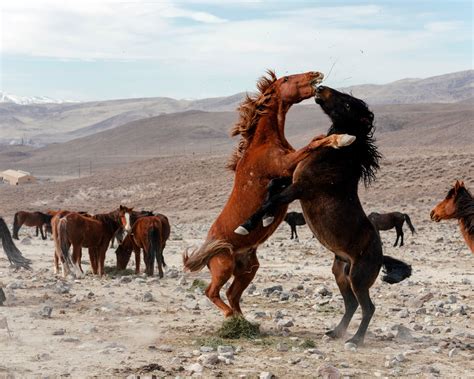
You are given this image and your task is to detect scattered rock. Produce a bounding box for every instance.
[259,372,275,379]
[39,306,53,318]
[53,329,66,336]
[141,292,153,302]
[262,285,283,296]
[317,363,341,379]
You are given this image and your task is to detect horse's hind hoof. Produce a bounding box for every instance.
[234,226,249,235]
[325,329,344,339]
[335,134,356,148]
[262,216,275,227]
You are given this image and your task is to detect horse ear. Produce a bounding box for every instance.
[454,180,461,190]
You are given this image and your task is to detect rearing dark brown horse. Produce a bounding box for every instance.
[236,86,412,346]
[183,70,355,318]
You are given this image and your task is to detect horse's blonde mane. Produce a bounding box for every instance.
[227,70,277,171]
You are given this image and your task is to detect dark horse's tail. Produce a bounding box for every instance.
[12,212,21,240]
[147,227,159,276]
[381,255,412,284]
[403,214,416,234]
[0,217,31,270]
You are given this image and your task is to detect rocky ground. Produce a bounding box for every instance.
[0,212,472,378]
[0,147,473,378]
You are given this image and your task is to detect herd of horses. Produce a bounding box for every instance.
[1,71,472,347]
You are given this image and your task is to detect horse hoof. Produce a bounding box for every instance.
[336,134,356,148]
[325,329,344,339]
[345,337,363,347]
[234,226,249,235]
[262,216,274,227]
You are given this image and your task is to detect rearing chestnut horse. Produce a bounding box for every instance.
[183,70,355,317]
[431,180,474,253]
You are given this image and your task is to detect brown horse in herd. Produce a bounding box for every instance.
[183,70,356,317]
[54,206,131,277]
[431,180,474,253]
[13,211,53,240]
[116,213,170,277]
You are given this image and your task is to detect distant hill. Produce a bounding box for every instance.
[340,70,473,105]
[0,100,471,177]
[0,70,471,145]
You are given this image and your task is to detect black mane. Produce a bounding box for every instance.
[94,212,120,234]
[455,187,474,236]
[327,100,381,187]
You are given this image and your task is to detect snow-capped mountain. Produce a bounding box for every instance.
[0,91,77,105]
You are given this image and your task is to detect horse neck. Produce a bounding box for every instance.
[252,98,291,149]
[94,213,120,234]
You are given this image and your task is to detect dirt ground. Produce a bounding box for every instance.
[0,148,473,378]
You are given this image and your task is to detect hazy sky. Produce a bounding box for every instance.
[1,0,472,100]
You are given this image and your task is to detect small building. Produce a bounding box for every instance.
[1,170,36,186]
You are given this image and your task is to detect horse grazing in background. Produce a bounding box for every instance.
[0,217,31,270]
[431,180,474,253]
[236,86,412,346]
[12,211,53,240]
[110,210,154,248]
[183,70,356,318]
[368,211,416,247]
[55,206,131,277]
[284,211,306,240]
[116,214,170,277]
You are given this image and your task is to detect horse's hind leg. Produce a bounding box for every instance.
[294,226,299,240]
[393,231,399,247]
[346,252,382,346]
[72,245,84,278]
[236,183,302,234]
[398,226,404,247]
[39,226,46,240]
[226,249,259,315]
[206,252,235,317]
[35,226,39,237]
[326,256,358,339]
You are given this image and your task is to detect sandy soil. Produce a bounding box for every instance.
[0,148,473,378]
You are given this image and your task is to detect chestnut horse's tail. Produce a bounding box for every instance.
[403,214,416,234]
[12,212,21,240]
[0,217,31,270]
[183,239,233,272]
[381,255,412,284]
[57,217,74,274]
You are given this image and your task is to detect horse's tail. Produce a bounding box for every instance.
[404,214,416,234]
[12,213,20,240]
[57,217,73,273]
[183,239,233,272]
[147,227,159,276]
[381,255,412,284]
[0,217,31,270]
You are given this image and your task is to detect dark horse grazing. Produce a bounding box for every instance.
[431,180,474,253]
[368,212,416,247]
[183,70,355,318]
[13,211,52,240]
[0,217,31,270]
[284,211,306,240]
[55,206,131,277]
[236,86,412,346]
[116,213,170,277]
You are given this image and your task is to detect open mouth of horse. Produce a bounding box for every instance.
[311,73,324,89]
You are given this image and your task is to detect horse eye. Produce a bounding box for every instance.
[345,103,350,110]
[283,76,289,82]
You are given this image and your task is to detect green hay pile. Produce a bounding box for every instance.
[217,316,261,339]
[104,265,135,277]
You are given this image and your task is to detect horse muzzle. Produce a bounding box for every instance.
[311,72,324,88]
[430,210,440,222]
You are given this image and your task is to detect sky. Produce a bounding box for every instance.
[0,0,472,101]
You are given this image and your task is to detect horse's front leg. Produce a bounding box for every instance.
[39,225,46,240]
[281,133,355,174]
